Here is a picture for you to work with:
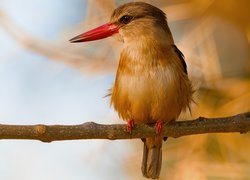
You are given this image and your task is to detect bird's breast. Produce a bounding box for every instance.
[111,49,187,123]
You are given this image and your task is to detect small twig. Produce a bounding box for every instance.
[0,112,249,143]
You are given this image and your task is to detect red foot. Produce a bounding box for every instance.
[155,120,164,134]
[127,119,134,134]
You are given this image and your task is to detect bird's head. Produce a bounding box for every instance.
[70,2,173,45]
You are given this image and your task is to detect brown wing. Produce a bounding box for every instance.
[172,45,187,74]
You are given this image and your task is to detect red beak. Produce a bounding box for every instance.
[69,23,119,43]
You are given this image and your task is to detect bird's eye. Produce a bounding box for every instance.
[119,15,133,24]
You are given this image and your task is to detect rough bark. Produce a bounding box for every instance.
[0,112,249,142]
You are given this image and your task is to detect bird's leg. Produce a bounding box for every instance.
[155,120,164,134]
[127,119,134,134]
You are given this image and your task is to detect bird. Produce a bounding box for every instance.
[70,2,193,179]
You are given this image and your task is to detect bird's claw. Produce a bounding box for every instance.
[127,119,134,134]
[155,120,164,134]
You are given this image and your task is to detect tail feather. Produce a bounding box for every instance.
[141,137,163,179]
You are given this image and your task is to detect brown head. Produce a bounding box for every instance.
[70,2,174,45]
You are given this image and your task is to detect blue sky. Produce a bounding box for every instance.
[0,1,132,179]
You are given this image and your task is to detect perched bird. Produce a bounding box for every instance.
[70,2,193,179]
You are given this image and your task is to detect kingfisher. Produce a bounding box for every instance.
[70,2,193,179]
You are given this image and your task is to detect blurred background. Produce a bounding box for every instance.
[0,0,249,179]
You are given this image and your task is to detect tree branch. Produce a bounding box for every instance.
[0,112,249,142]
